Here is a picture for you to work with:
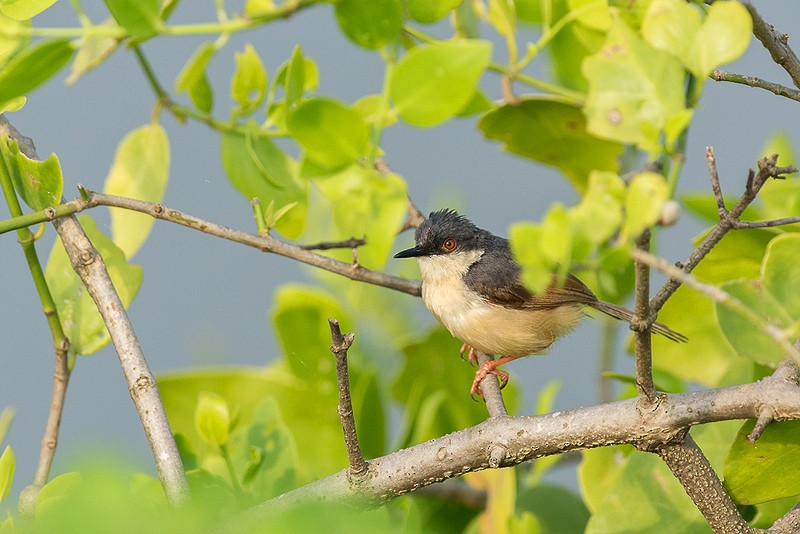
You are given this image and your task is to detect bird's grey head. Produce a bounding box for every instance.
[394,209,491,259]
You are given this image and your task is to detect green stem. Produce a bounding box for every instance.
[0,202,82,235]
[220,443,244,497]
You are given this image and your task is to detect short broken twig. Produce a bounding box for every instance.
[328,318,367,477]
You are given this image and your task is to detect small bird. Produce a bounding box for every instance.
[394,209,686,399]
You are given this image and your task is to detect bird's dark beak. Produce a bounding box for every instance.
[394,246,424,259]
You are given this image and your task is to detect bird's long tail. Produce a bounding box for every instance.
[589,300,687,343]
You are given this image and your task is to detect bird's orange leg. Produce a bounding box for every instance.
[470,355,521,400]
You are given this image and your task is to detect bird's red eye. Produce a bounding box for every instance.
[442,238,457,251]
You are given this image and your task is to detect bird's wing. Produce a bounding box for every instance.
[464,240,597,309]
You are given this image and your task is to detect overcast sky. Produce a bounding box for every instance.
[1,1,798,501]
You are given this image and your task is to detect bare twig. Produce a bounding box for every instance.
[711,69,800,103]
[632,231,657,405]
[656,435,752,533]
[301,237,366,251]
[17,187,421,297]
[650,152,797,313]
[327,318,367,478]
[740,1,800,90]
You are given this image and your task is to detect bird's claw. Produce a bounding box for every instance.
[469,365,510,401]
[459,343,479,367]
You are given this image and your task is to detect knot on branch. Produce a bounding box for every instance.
[757,153,797,182]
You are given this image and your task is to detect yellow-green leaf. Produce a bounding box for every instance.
[0,446,14,503]
[0,0,57,20]
[194,392,231,447]
[0,39,74,106]
[0,133,63,210]
[103,123,169,259]
[231,44,267,116]
[620,171,668,241]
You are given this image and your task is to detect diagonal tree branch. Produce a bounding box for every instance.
[712,69,800,103]
[739,1,800,90]
[239,374,800,521]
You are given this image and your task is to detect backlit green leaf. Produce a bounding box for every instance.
[231,44,267,116]
[652,229,774,387]
[0,446,13,503]
[1,133,63,210]
[642,0,752,78]
[391,40,492,127]
[479,98,623,191]
[0,39,74,106]
[194,392,231,447]
[582,18,687,154]
[286,98,369,170]
[66,34,118,85]
[568,0,611,31]
[406,0,462,23]
[315,165,407,269]
[45,216,143,356]
[716,234,800,364]
[175,42,216,113]
[0,12,29,69]
[103,123,169,259]
[0,0,57,20]
[335,0,402,49]
[104,0,162,41]
[725,420,800,504]
[220,124,307,238]
[620,171,668,241]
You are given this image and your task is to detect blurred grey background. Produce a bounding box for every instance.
[1,0,797,503]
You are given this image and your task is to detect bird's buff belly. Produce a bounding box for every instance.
[422,280,584,357]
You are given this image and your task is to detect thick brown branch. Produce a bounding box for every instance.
[327,318,367,477]
[656,435,752,533]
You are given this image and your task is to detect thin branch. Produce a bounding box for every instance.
[240,376,800,520]
[18,187,420,297]
[301,237,366,251]
[732,216,800,229]
[634,248,800,368]
[473,352,509,422]
[740,1,800,90]
[707,147,727,215]
[711,69,800,103]
[632,231,657,405]
[327,318,367,478]
[49,215,190,506]
[656,435,752,533]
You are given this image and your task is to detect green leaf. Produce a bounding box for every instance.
[390,39,492,127]
[314,165,407,269]
[717,234,800,364]
[175,42,216,114]
[66,34,118,85]
[45,216,143,356]
[725,420,800,504]
[568,0,611,31]
[406,0,463,23]
[509,223,554,295]
[104,0,162,41]
[620,171,668,241]
[652,229,775,387]
[0,407,12,444]
[35,471,81,516]
[0,133,63,210]
[335,0,402,49]
[582,423,739,532]
[231,44,267,116]
[0,13,30,70]
[0,38,74,106]
[642,0,752,78]
[0,446,13,503]
[516,484,589,534]
[582,18,688,154]
[194,392,231,447]
[478,99,623,192]
[0,0,57,20]
[103,123,169,259]
[759,132,800,225]
[548,21,604,93]
[220,124,307,238]
[286,98,370,170]
[488,0,516,38]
